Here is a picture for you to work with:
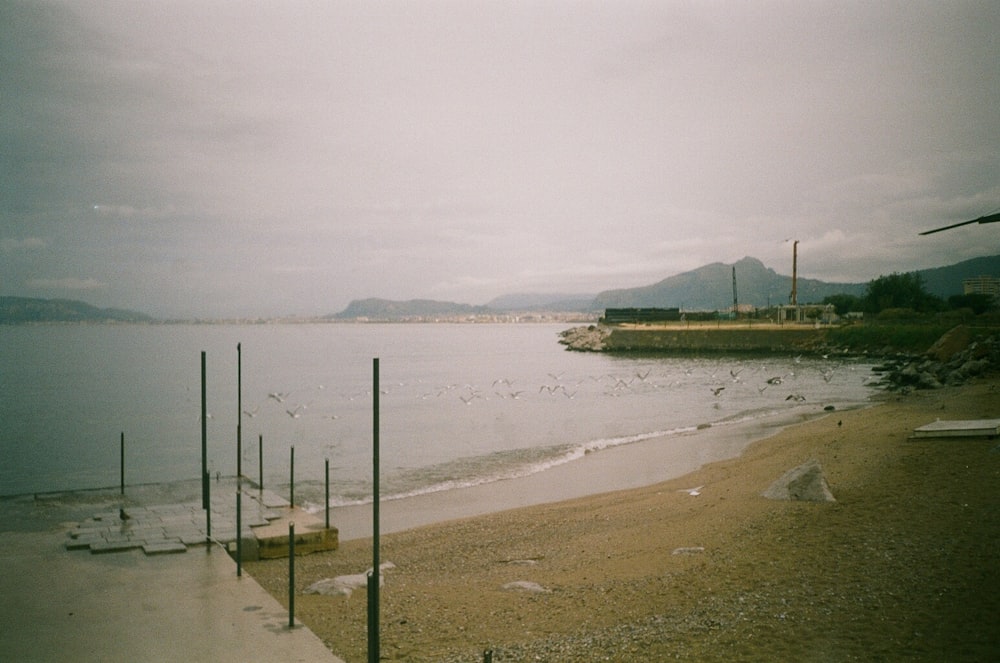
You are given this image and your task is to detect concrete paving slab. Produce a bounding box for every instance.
[90,539,144,554]
[143,541,187,555]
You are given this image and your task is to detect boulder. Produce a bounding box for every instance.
[762,459,836,502]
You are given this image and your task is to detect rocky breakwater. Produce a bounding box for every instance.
[558,324,611,352]
[875,325,999,392]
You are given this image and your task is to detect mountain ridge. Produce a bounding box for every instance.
[3,254,995,322]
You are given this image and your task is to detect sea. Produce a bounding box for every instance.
[0,323,878,510]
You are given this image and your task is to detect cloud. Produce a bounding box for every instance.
[1,2,997,318]
[25,277,106,291]
[1,237,46,251]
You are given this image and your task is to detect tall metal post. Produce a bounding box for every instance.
[119,431,125,496]
[325,458,330,530]
[237,342,242,481]
[258,434,263,489]
[368,357,380,663]
[201,351,208,510]
[289,445,295,508]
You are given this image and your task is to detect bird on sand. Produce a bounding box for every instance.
[678,486,703,496]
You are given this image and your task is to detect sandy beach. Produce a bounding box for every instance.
[246,379,1000,662]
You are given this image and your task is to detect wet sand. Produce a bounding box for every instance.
[326,404,844,542]
[247,380,1000,662]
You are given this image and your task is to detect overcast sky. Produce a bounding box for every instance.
[2,1,998,318]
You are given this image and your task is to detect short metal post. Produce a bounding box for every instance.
[484,650,493,663]
[325,458,330,530]
[205,472,212,543]
[288,522,295,629]
[367,571,378,661]
[236,489,242,577]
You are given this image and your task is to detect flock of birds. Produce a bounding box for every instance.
[224,356,867,426]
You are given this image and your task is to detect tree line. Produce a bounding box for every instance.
[822,272,995,317]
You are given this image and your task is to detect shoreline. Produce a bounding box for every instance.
[246,379,1000,662]
[325,402,862,542]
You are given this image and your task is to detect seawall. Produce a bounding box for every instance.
[561,324,829,353]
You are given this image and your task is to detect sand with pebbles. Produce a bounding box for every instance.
[246,379,999,662]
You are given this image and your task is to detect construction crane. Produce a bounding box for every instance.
[919,211,1000,235]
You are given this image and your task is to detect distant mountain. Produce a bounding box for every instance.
[915,255,1000,298]
[591,257,866,311]
[486,292,597,312]
[329,254,1000,320]
[330,298,490,320]
[0,297,154,323]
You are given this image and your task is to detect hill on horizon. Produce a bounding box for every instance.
[591,257,866,311]
[590,254,1000,311]
[0,296,154,324]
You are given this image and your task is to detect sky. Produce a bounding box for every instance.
[2,1,998,319]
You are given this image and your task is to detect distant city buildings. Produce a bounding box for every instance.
[963,275,1000,300]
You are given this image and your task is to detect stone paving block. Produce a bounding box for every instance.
[211,530,237,543]
[159,514,199,527]
[257,490,291,509]
[127,526,167,539]
[143,541,187,555]
[90,540,144,554]
[163,526,204,541]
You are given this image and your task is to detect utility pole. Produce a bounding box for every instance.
[787,240,800,324]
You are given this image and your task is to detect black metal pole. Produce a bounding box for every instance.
[237,342,242,481]
[236,489,242,577]
[258,434,263,489]
[119,431,124,496]
[325,457,330,530]
[289,445,294,508]
[201,351,208,510]
[369,357,380,663]
[288,522,295,629]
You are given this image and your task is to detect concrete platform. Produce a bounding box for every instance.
[60,481,335,560]
[254,506,339,559]
[0,528,345,663]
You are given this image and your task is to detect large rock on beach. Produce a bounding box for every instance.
[762,459,836,502]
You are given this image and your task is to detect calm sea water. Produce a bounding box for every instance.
[0,323,876,505]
